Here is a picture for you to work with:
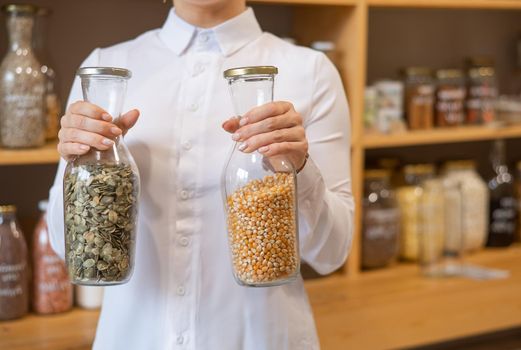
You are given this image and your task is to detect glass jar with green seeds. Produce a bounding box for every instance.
[63,67,140,286]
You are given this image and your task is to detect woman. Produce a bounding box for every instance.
[48,0,354,349]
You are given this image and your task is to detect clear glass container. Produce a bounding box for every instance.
[467,67,497,125]
[222,66,300,287]
[435,69,466,127]
[34,6,61,140]
[486,140,517,247]
[63,67,140,286]
[0,205,28,320]
[33,200,73,314]
[441,176,464,270]
[0,4,46,148]
[362,169,400,269]
[403,67,435,130]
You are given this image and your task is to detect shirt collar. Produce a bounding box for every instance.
[159,7,262,57]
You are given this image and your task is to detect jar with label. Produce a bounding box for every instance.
[418,178,445,276]
[375,80,405,133]
[486,140,517,247]
[0,4,46,148]
[0,205,28,320]
[435,69,466,127]
[222,66,299,287]
[397,164,436,261]
[403,67,435,130]
[33,200,73,314]
[442,160,489,252]
[34,7,61,140]
[64,67,140,286]
[362,169,400,269]
[467,67,497,124]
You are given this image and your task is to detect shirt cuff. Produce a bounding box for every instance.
[296,157,322,200]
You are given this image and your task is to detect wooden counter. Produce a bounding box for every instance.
[1,246,521,350]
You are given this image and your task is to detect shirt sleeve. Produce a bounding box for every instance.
[46,49,101,259]
[297,52,354,275]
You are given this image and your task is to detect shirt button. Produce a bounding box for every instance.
[199,33,209,43]
[180,190,189,200]
[188,103,199,112]
[176,286,186,296]
[182,141,192,151]
[179,236,190,247]
[176,335,184,345]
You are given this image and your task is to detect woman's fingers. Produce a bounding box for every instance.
[67,101,110,121]
[238,127,304,153]
[61,113,121,138]
[118,109,140,134]
[240,101,292,126]
[58,127,114,151]
[232,112,301,142]
[57,142,91,161]
[222,117,240,133]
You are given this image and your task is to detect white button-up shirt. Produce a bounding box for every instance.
[48,8,353,350]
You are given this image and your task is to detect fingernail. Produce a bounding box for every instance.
[102,113,112,121]
[239,117,248,126]
[232,132,241,141]
[79,144,90,151]
[102,138,114,146]
[259,146,269,153]
[238,143,247,152]
[111,127,122,135]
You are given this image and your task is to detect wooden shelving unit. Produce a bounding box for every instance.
[0,142,59,166]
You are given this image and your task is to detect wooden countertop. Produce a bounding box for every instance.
[1,246,521,350]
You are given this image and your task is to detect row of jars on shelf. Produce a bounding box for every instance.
[0,4,61,149]
[0,203,103,321]
[364,58,521,134]
[362,140,520,273]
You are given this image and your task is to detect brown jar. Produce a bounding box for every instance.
[467,67,497,124]
[403,67,435,130]
[0,205,28,320]
[435,69,466,127]
[32,200,73,314]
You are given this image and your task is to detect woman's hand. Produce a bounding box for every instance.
[222,101,308,171]
[57,101,140,161]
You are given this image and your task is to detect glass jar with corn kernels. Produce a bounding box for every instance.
[222,66,300,287]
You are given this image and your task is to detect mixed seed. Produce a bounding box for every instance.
[226,173,299,285]
[64,163,138,284]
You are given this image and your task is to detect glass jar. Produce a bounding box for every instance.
[516,161,521,242]
[0,205,28,320]
[222,66,299,287]
[64,67,140,286]
[33,200,73,314]
[403,67,435,130]
[486,140,517,247]
[397,164,436,261]
[34,6,61,140]
[443,160,489,252]
[435,69,466,127]
[442,176,463,261]
[467,67,497,125]
[418,178,445,276]
[0,4,46,148]
[362,169,400,269]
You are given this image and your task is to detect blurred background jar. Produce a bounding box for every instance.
[32,200,73,315]
[516,160,521,242]
[33,6,61,141]
[485,140,517,247]
[435,69,466,127]
[0,205,28,321]
[441,173,464,271]
[403,67,435,130]
[362,169,400,269]
[0,4,46,148]
[442,160,489,252]
[397,164,436,261]
[466,66,497,125]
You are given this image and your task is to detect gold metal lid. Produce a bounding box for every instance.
[466,56,494,69]
[77,67,132,79]
[403,163,435,175]
[0,205,16,214]
[436,69,464,80]
[378,158,400,170]
[223,66,278,78]
[469,67,495,79]
[402,67,432,77]
[365,169,391,179]
[444,160,477,171]
[1,4,37,14]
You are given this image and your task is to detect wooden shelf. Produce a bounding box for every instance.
[367,0,521,9]
[363,125,521,149]
[1,246,520,350]
[0,142,60,166]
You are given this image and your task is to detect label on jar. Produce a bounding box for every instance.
[0,262,26,298]
[489,197,517,236]
[436,87,466,126]
[467,85,498,124]
[364,208,400,240]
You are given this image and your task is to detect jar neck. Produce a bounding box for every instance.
[0,212,16,225]
[6,15,35,51]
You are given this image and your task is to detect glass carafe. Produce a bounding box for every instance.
[0,4,46,148]
[63,67,140,286]
[222,66,300,287]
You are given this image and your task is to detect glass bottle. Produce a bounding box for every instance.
[486,140,517,247]
[441,175,464,272]
[0,205,28,320]
[63,67,140,286]
[33,6,61,141]
[403,67,435,130]
[33,200,73,314]
[0,4,46,148]
[362,169,400,269]
[466,67,497,125]
[222,66,300,287]
[435,69,466,127]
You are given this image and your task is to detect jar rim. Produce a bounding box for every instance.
[1,4,37,15]
[223,66,278,79]
[0,205,16,214]
[77,67,132,79]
